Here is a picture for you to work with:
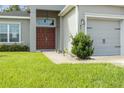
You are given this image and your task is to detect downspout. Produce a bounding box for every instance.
[75,5,79,33]
[84,15,87,35]
[59,16,63,52]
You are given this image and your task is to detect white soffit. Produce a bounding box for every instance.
[58,5,75,16]
[0,16,30,19]
[85,13,124,19]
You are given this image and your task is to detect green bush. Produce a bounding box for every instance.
[0,44,29,52]
[71,32,94,59]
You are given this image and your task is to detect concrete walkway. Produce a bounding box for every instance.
[42,51,124,66]
[43,51,79,64]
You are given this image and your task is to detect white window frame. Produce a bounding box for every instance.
[0,22,21,43]
[36,17,56,27]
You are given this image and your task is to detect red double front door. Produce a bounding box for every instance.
[36,27,55,49]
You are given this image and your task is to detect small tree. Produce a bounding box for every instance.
[71,32,94,59]
[3,5,21,12]
[2,5,30,13]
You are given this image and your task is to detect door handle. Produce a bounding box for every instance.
[115,46,120,48]
[46,37,47,41]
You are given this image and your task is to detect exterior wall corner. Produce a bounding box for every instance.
[120,20,124,55]
[30,7,36,52]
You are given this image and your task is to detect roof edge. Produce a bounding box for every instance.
[0,16,30,19]
[58,5,75,16]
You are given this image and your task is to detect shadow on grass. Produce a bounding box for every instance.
[0,55,8,58]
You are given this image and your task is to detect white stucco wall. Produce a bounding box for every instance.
[62,7,78,52]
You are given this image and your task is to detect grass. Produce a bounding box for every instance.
[0,52,124,88]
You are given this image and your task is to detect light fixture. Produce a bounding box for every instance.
[81,19,85,25]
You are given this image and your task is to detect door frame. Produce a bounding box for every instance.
[36,17,57,49]
[36,27,56,49]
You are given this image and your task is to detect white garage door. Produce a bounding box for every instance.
[87,18,120,56]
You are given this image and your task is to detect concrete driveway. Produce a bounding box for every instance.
[42,51,124,66]
[91,56,124,66]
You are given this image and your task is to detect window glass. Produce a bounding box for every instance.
[9,24,19,42]
[48,19,54,26]
[36,19,47,26]
[0,24,7,42]
[36,18,55,27]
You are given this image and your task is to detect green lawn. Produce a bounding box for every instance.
[0,52,124,88]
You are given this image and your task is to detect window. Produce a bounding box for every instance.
[36,18,56,27]
[0,24,7,42]
[9,24,19,42]
[0,23,21,43]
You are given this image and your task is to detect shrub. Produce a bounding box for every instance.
[71,32,94,59]
[0,44,29,52]
[0,45,9,51]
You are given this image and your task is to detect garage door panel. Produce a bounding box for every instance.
[94,46,120,56]
[87,19,120,56]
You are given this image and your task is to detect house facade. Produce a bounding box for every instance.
[1,5,124,56]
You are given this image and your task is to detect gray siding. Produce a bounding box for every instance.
[0,18,30,46]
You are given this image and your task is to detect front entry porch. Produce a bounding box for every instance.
[30,9,61,51]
